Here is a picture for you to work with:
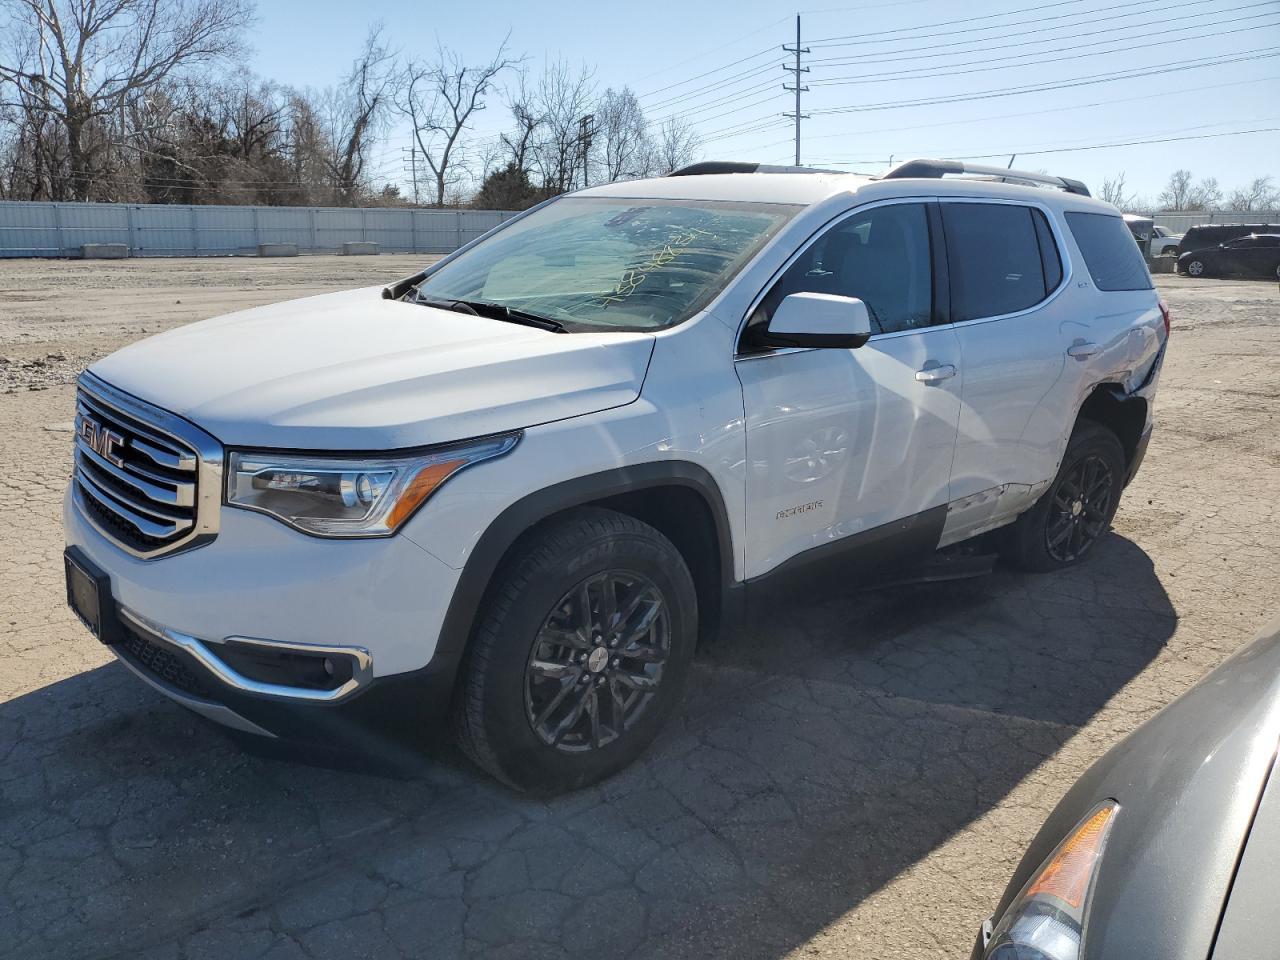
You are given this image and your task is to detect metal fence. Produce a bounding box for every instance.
[0,201,520,258]
[1150,210,1280,234]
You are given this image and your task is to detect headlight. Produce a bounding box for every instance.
[226,433,519,537]
[985,801,1118,960]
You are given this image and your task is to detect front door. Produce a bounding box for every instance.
[735,200,962,580]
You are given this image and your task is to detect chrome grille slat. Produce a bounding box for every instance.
[77,472,192,539]
[75,447,192,513]
[76,396,194,468]
[72,372,222,559]
[130,436,196,471]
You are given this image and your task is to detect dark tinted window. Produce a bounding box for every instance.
[1032,209,1063,294]
[1065,212,1154,292]
[752,202,933,336]
[942,203,1048,321]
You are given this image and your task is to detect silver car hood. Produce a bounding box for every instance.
[986,619,1280,960]
[89,287,656,449]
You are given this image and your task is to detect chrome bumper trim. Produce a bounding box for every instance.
[118,608,373,703]
[111,645,277,738]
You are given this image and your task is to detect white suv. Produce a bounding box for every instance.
[63,159,1167,792]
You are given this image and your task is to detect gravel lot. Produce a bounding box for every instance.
[1,257,1277,960]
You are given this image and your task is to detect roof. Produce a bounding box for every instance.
[573,170,1116,215]
[574,172,872,206]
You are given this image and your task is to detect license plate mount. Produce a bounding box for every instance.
[65,547,121,645]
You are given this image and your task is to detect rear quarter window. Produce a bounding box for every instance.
[1065,212,1154,292]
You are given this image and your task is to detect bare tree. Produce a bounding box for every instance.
[1098,172,1131,209]
[1227,175,1279,212]
[0,0,251,199]
[320,27,394,206]
[1159,169,1223,211]
[1158,169,1194,210]
[499,73,541,173]
[529,60,595,196]
[653,115,700,176]
[399,39,517,207]
[594,86,648,182]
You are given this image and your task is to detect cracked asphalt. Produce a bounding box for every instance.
[1,258,1278,959]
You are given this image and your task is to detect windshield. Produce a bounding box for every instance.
[411,197,798,331]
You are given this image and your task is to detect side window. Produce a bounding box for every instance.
[942,203,1049,321]
[1032,209,1063,294]
[1064,212,1155,292]
[751,202,933,338]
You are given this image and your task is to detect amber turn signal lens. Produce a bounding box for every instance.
[385,458,468,531]
[1024,802,1117,910]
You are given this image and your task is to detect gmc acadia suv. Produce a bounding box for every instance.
[63,159,1167,793]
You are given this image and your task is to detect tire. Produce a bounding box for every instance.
[453,507,697,794]
[1186,259,1206,277]
[1002,421,1126,573]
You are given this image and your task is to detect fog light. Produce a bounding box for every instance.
[218,642,356,691]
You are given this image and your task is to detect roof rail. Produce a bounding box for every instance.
[881,159,1091,197]
[668,161,845,177]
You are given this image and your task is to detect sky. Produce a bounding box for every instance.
[249,0,1280,205]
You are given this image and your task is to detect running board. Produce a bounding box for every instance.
[870,552,998,590]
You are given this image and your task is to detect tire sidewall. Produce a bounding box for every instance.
[1007,424,1126,572]
[476,522,696,793]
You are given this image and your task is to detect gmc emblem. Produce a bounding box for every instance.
[78,415,127,468]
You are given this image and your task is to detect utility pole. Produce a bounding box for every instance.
[402,144,420,205]
[578,114,596,190]
[782,14,810,166]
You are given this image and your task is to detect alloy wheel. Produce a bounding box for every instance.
[525,571,670,753]
[1187,260,1205,277]
[1045,454,1115,563]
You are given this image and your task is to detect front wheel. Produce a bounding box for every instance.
[1002,422,1126,573]
[453,507,697,794]
[1186,259,1206,277]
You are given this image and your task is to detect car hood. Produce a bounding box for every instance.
[983,618,1280,960]
[89,287,656,449]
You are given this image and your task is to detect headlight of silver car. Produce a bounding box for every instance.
[985,801,1118,960]
[226,434,519,537]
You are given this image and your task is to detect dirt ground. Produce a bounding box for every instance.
[1,257,1278,960]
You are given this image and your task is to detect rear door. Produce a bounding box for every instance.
[943,199,1077,523]
[736,199,962,579]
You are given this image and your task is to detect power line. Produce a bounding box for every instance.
[806,0,1182,49]
[808,0,1272,68]
[808,46,1280,116]
[797,74,1280,143]
[810,13,1280,87]
[815,125,1280,165]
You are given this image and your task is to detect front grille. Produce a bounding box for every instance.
[118,621,217,700]
[73,373,221,558]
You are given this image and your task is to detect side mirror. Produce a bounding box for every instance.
[762,292,872,349]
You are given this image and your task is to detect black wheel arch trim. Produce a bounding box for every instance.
[430,460,738,703]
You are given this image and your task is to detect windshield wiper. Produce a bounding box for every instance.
[412,292,567,333]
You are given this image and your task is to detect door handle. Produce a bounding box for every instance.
[1067,341,1101,360]
[915,363,957,384]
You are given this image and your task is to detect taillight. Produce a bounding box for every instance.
[1158,299,1171,339]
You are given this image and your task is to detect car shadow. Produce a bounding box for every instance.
[0,534,1173,960]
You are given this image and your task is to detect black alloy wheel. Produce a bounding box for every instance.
[1044,454,1115,564]
[525,570,670,752]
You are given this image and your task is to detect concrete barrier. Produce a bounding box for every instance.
[81,243,128,259]
[1147,256,1177,274]
[342,241,379,256]
[257,243,298,257]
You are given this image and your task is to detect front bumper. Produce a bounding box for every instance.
[106,602,457,750]
[64,483,464,744]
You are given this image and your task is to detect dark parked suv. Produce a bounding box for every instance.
[1178,223,1280,253]
[1177,233,1280,279]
